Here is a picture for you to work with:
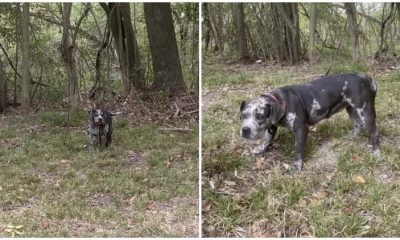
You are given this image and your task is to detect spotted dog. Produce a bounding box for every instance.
[240,73,380,171]
[87,108,114,150]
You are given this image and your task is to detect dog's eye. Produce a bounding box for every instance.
[255,113,264,120]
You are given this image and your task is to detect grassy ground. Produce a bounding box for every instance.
[0,109,198,237]
[202,60,400,237]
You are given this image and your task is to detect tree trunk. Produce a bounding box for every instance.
[144,3,186,91]
[61,3,80,111]
[100,3,144,95]
[308,3,317,64]
[21,3,30,112]
[207,3,224,59]
[0,54,6,113]
[345,3,360,62]
[234,3,250,62]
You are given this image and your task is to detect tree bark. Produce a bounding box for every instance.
[0,54,6,113]
[61,3,80,111]
[100,3,144,95]
[21,3,30,112]
[144,3,186,91]
[308,3,317,64]
[345,3,360,62]
[234,3,250,62]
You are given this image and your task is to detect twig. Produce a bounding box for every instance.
[160,127,193,132]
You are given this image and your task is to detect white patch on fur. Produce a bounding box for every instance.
[321,89,326,92]
[356,102,366,127]
[286,112,297,129]
[371,79,377,91]
[341,94,355,108]
[311,99,321,113]
[342,81,348,91]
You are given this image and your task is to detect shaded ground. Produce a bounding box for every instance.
[202,60,400,237]
[0,93,199,237]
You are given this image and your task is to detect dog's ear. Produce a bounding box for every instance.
[240,101,246,112]
[264,103,271,118]
[269,103,284,125]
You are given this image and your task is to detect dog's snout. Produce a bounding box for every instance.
[241,127,251,137]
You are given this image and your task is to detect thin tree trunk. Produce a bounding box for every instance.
[308,3,317,64]
[207,3,224,60]
[345,3,360,62]
[234,3,250,62]
[21,3,30,112]
[61,3,80,111]
[144,3,186,91]
[0,54,6,113]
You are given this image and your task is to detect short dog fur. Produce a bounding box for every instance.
[87,108,113,150]
[240,73,380,171]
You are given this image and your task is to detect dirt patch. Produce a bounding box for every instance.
[145,196,198,237]
[307,141,340,172]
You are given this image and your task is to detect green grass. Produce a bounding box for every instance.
[202,61,400,237]
[0,110,198,237]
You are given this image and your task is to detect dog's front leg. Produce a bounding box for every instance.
[252,125,278,155]
[291,125,309,172]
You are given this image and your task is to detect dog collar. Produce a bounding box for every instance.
[262,92,284,107]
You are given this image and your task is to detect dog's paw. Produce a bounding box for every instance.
[288,160,303,173]
[372,148,380,157]
[251,145,266,155]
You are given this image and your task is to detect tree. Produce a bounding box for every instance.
[345,3,360,62]
[144,3,186,91]
[100,3,144,95]
[21,3,30,112]
[234,3,250,62]
[308,3,317,64]
[0,54,6,113]
[61,3,88,111]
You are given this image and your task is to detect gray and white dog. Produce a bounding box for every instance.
[87,108,114,150]
[240,73,380,171]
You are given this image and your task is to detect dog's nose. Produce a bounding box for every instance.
[241,127,251,137]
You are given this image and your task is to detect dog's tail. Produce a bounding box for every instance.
[370,78,377,93]
[109,111,125,116]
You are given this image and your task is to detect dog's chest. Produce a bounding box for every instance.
[88,124,109,136]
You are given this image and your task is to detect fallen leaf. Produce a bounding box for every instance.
[312,191,328,199]
[298,197,309,207]
[352,175,366,184]
[0,186,3,191]
[351,154,363,162]
[202,200,212,213]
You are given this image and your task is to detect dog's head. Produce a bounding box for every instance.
[240,93,284,140]
[89,108,106,126]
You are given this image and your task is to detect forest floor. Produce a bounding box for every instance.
[0,92,199,237]
[202,58,400,237]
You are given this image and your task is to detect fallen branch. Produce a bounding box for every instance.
[180,110,199,117]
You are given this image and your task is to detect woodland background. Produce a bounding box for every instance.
[0,3,199,237]
[202,2,400,237]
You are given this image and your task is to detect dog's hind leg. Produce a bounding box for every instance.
[251,125,277,155]
[346,106,362,138]
[364,101,380,155]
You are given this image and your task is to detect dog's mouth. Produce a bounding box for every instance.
[240,128,262,140]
